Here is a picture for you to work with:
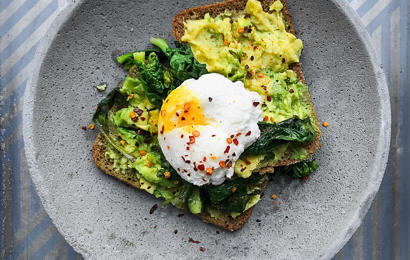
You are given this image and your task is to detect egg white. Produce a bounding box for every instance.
[158,73,262,186]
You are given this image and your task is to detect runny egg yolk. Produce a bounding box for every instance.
[159,85,209,133]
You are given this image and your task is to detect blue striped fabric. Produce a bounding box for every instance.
[0,0,407,259]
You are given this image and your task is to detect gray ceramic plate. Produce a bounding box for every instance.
[23,0,390,259]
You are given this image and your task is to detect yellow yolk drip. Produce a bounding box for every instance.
[159,85,209,133]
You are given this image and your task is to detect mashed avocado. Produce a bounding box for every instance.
[182,0,315,175]
[182,0,302,80]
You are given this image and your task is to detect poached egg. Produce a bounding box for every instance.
[158,73,262,186]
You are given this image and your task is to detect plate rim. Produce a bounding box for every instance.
[22,0,391,259]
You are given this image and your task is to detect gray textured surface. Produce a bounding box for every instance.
[22,0,390,259]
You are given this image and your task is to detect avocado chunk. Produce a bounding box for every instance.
[188,188,202,214]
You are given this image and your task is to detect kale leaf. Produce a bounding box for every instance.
[170,180,193,209]
[92,88,137,161]
[134,52,175,107]
[150,37,208,83]
[275,160,319,179]
[116,38,208,107]
[204,174,267,213]
[116,49,161,71]
[242,116,317,156]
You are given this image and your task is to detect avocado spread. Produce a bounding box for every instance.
[181,0,316,175]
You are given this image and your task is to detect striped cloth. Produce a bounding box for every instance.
[0,0,407,259]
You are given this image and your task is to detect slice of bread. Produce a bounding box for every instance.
[172,0,321,167]
[92,0,320,231]
[92,133,266,231]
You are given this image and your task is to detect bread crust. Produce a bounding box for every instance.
[172,0,321,168]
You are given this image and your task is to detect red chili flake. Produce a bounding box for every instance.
[244,158,251,165]
[192,130,200,137]
[245,131,251,136]
[247,71,253,78]
[186,146,190,150]
[187,173,191,177]
[245,64,249,69]
[131,117,138,122]
[282,58,286,63]
[233,139,239,146]
[302,175,309,181]
[219,161,226,168]
[261,85,267,90]
[133,107,143,115]
[205,168,213,175]
[240,167,246,172]
[140,117,146,121]
[181,156,186,162]
[198,164,205,171]
[230,134,234,138]
[189,136,195,144]
[160,125,164,135]
[149,204,158,214]
[224,146,230,154]
[227,161,233,168]
[267,95,272,102]
[185,160,191,164]
[289,89,294,93]
[181,134,184,139]
[253,46,258,50]
[253,102,260,107]
[203,156,207,162]
[81,126,87,130]
[181,117,186,120]
[153,225,157,228]
[200,247,206,252]
[176,112,179,117]
[232,153,236,156]
[236,132,242,136]
[193,162,198,171]
[211,134,216,137]
[244,13,250,18]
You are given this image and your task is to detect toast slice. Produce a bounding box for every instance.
[172,0,321,167]
[92,0,320,231]
[92,133,266,231]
